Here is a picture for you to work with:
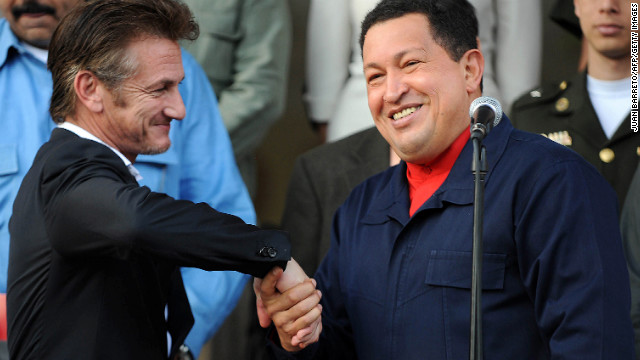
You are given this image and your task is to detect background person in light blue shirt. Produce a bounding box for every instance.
[0,1,253,358]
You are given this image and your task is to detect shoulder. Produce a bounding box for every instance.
[508,127,579,161]
[41,129,129,179]
[330,163,401,228]
[504,126,603,183]
[511,79,573,115]
[510,74,585,135]
[292,127,388,184]
[342,163,399,206]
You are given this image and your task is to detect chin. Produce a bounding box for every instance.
[142,143,171,155]
[394,150,424,165]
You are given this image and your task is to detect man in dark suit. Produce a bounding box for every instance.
[6,1,320,359]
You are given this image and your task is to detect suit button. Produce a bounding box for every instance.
[599,148,615,163]
[259,246,277,258]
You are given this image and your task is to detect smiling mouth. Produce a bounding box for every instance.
[392,106,421,120]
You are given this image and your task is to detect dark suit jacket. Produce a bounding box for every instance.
[281,127,389,275]
[7,129,290,360]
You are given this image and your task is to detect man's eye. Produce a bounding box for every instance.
[367,74,382,83]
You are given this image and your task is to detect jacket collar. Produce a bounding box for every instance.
[51,128,140,184]
[565,71,634,146]
[362,114,513,226]
[0,19,21,69]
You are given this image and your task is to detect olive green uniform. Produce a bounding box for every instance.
[511,71,640,210]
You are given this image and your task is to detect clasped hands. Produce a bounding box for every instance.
[253,258,322,352]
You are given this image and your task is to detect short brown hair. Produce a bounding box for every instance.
[48,0,199,123]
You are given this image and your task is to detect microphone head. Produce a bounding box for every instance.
[469,96,503,128]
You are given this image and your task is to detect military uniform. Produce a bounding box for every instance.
[511,71,640,209]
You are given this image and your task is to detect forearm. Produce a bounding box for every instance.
[47,177,290,277]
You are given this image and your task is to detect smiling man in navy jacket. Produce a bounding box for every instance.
[255,0,636,358]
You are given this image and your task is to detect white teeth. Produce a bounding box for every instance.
[392,106,419,120]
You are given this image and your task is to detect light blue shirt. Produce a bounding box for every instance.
[0,18,252,357]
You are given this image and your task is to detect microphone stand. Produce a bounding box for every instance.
[469,127,488,360]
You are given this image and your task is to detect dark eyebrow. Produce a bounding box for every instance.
[363,48,424,71]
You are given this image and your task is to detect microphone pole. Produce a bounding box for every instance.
[468,97,502,360]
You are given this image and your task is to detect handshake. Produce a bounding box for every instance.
[253,259,323,352]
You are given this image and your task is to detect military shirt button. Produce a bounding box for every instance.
[599,148,615,163]
[559,81,568,90]
[555,97,570,112]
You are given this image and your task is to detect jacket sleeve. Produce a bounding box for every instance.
[514,159,635,358]
[42,163,289,279]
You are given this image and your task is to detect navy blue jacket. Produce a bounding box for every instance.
[271,118,635,359]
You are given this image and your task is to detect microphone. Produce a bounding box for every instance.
[469,96,502,139]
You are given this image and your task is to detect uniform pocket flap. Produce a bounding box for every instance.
[425,250,507,290]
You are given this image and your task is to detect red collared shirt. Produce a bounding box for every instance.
[406,127,470,216]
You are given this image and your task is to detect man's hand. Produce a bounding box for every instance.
[254,259,322,351]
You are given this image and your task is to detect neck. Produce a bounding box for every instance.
[65,115,137,163]
[586,48,631,80]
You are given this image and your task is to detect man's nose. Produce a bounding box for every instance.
[382,72,409,104]
[165,90,186,121]
[598,0,620,14]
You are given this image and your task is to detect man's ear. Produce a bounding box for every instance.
[74,70,104,113]
[461,48,484,95]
